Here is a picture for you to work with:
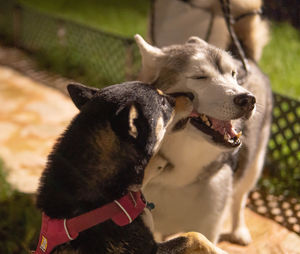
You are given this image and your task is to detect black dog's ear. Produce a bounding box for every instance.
[112,102,145,140]
[67,83,99,110]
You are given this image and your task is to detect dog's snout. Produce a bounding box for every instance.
[234,93,256,111]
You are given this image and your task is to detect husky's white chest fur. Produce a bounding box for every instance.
[144,124,233,242]
[149,124,224,187]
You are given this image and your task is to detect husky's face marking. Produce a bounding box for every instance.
[135,34,256,148]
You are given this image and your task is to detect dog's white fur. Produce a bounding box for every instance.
[136,33,272,245]
[140,94,229,254]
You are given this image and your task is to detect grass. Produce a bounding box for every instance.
[19,0,150,38]
[260,23,300,100]
[0,159,13,201]
[0,160,41,254]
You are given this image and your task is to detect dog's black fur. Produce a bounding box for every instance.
[36,81,218,254]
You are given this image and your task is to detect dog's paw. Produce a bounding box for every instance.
[231,226,252,245]
[182,232,228,254]
[220,226,252,246]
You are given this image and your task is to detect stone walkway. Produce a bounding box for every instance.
[219,209,300,254]
[0,65,77,193]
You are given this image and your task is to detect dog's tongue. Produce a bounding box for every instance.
[210,117,237,138]
[189,110,238,138]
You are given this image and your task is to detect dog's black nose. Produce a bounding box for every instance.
[234,93,256,111]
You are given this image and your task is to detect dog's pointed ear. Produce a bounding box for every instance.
[186,36,207,47]
[134,34,164,83]
[126,104,139,139]
[67,83,99,110]
[112,102,143,140]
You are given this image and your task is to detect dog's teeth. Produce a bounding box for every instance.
[200,114,211,126]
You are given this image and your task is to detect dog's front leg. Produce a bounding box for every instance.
[157,232,227,254]
[227,122,271,245]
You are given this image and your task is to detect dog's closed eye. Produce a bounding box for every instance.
[188,76,208,80]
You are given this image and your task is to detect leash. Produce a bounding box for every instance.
[218,0,249,74]
[153,0,263,75]
[34,191,148,254]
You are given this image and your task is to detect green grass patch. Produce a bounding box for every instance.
[19,0,150,38]
[0,159,13,201]
[0,160,40,254]
[260,23,300,99]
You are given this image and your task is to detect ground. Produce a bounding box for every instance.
[0,66,77,193]
[219,209,300,254]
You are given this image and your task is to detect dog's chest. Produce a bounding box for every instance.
[151,125,224,187]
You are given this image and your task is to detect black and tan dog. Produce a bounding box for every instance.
[34,81,227,254]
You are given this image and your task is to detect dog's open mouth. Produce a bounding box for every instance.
[189,111,242,148]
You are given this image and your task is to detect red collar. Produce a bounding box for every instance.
[34,191,146,254]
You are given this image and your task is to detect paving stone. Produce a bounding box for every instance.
[218,209,300,254]
[0,65,77,193]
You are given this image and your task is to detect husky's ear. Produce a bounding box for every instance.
[67,83,99,110]
[134,34,165,83]
[186,36,208,47]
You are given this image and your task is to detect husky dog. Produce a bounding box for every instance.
[35,81,227,254]
[135,35,272,245]
[151,0,269,62]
